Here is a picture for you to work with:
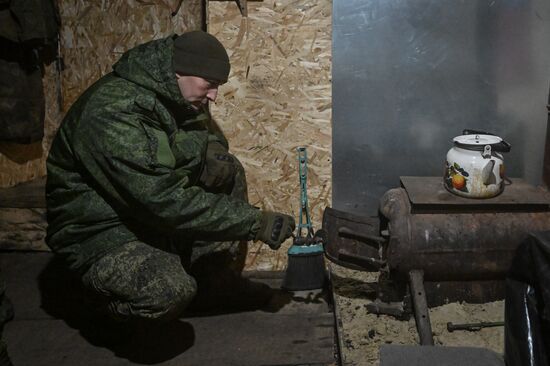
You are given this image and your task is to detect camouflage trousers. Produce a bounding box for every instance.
[80,158,250,322]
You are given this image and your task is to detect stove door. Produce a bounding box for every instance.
[322,207,385,271]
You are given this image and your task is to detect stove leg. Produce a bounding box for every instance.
[408,269,434,346]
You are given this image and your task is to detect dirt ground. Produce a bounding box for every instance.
[330,264,505,366]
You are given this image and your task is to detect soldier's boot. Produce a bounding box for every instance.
[187,250,274,312]
[76,306,133,348]
[189,275,273,312]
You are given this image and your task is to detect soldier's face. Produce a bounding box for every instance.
[176,74,220,110]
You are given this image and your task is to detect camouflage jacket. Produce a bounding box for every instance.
[46,35,262,272]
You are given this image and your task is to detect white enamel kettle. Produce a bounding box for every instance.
[444,129,511,198]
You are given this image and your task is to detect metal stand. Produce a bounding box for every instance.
[408,270,434,346]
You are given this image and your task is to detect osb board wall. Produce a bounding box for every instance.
[0,1,203,253]
[0,0,203,188]
[209,0,332,270]
[59,0,203,111]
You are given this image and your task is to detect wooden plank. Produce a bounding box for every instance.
[1,253,336,366]
[0,178,49,251]
[0,177,46,208]
[0,208,48,251]
[380,345,504,366]
[328,264,347,366]
[5,315,336,366]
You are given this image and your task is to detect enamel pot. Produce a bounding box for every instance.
[444,129,511,198]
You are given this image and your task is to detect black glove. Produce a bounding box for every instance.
[199,141,237,190]
[255,211,296,250]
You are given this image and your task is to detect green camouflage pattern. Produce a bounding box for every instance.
[80,160,249,321]
[46,35,262,273]
[81,240,197,322]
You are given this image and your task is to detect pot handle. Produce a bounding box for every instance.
[498,139,512,152]
[462,128,493,136]
[462,129,511,152]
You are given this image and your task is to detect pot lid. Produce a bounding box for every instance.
[453,134,502,146]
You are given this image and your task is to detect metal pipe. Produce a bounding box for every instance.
[447,321,504,332]
[409,270,434,346]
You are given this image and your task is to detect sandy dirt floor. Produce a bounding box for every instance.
[330,264,505,366]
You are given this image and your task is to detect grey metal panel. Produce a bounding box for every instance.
[333,0,550,215]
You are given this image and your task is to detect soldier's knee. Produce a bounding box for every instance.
[81,242,198,322]
[150,273,197,321]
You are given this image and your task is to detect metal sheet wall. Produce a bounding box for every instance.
[333,0,550,215]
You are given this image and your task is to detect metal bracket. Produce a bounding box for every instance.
[171,0,184,17]
[482,144,492,159]
[235,0,247,17]
[207,0,248,17]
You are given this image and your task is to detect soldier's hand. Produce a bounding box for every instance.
[199,141,237,190]
[255,211,296,250]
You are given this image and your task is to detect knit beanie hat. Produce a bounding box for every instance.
[172,31,230,84]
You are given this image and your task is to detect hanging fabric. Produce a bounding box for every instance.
[0,0,59,144]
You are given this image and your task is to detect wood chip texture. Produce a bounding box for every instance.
[0,0,202,188]
[209,0,332,270]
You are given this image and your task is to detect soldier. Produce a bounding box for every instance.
[46,31,295,327]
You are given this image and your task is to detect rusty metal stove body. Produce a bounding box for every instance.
[381,176,550,282]
[323,176,550,343]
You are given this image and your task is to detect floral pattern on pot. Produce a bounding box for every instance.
[445,161,469,192]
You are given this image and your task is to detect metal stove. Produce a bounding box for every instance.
[323,176,550,344]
